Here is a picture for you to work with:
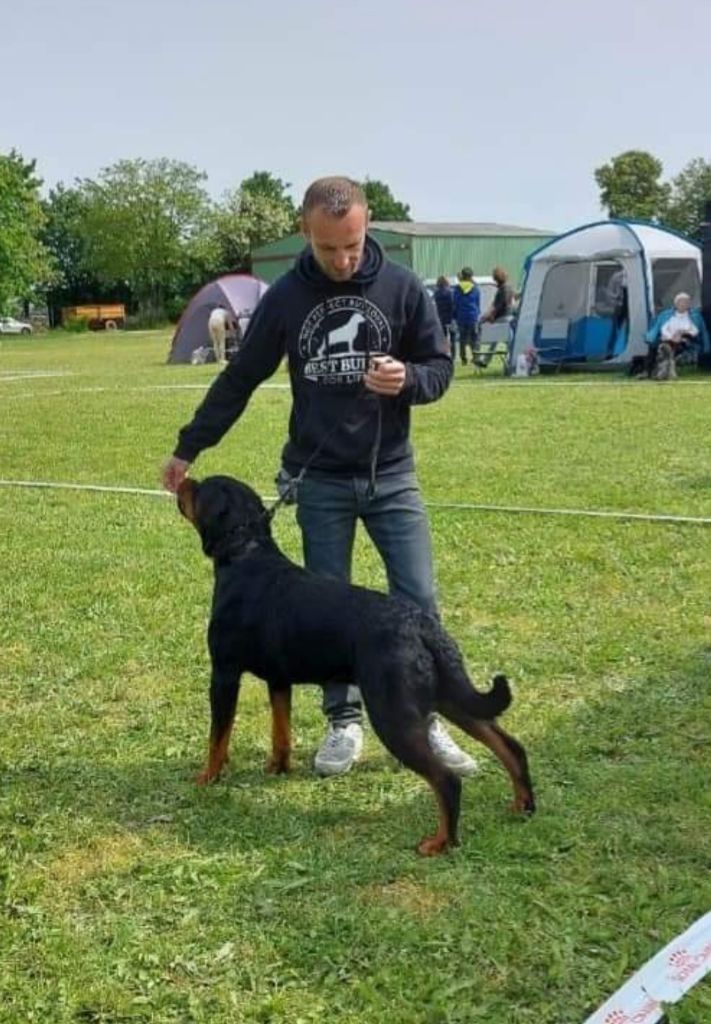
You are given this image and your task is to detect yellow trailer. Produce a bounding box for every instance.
[61,304,126,330]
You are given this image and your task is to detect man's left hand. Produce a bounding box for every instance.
[364,355,407,396]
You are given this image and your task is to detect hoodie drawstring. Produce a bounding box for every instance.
[362,286,381,499]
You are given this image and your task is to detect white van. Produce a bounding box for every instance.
[423,276,497,317]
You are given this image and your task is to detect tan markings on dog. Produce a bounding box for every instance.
[266,688,292,774]
[177,478,198,524]
[417,786,454,856]
[469,721,533,812]
[197,716,236,785]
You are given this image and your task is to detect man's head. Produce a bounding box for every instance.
[673,292,691,313]
[301,177,369,282]
[458,267,473,282]
[492,266,508,285]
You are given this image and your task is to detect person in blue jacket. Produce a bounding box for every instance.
[162,176,478,781]
[644,292,710,376]
[452,267,481,366]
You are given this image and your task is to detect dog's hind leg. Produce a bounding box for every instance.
[367,708,462,856]
[266,683,292,774]
[440,709,535,815]
[197,666,242,785]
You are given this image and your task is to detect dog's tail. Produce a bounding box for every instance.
[423,621,512,719]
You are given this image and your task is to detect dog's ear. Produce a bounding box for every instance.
[192,480,236,557]
[186,476,270,559]
[177,479,199,524]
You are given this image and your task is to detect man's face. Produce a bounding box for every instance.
[302,203,368,282]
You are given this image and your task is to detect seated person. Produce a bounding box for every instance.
[644,292,710,377]
[513,346,540,377]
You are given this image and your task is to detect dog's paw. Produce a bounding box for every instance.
[416,835,452,857]
[196,769,220,786]
[265,753,291,775]
[509,794,536,815]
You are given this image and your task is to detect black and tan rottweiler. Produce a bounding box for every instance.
[177,475,534,855]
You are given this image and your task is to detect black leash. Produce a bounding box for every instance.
[265,385,382,525]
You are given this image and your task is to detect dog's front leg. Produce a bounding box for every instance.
[266,683,292,774]
[197,665,242,785]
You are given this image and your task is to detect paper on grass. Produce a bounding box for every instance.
[583,910,710,1024]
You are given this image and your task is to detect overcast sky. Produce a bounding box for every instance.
[3,0,710,232]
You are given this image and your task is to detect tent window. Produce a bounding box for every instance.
[651,259,701,313]
[538,263,589,321]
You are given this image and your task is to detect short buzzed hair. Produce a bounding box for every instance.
[302,176,367,219]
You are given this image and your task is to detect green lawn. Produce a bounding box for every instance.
[1,331,709,1024]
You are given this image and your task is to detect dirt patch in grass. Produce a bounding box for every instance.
[43,830,187,888]
[360,877,451,917]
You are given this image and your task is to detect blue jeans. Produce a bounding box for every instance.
[456,323,478,364]
[296,471,438,725]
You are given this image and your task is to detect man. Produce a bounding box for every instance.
[604,267,627,359]
[451,268,481,366]
[433,275,455,357]
[162,176,476,779]
[208,305,230,363]
[476,266,514,368]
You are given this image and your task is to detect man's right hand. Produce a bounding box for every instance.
[162,456,191,493]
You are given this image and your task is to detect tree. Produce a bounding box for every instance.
[42,184,105,309]
[241,171,297,210]
[76,158,216,318]
[0,150,54,310]
[664,158,711,240]
[361,178,411,221]
[594,150,669,221]
[212,171,297,272]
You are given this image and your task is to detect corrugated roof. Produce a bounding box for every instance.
[370,221,555,237]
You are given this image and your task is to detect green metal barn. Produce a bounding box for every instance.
[251,221,556,285]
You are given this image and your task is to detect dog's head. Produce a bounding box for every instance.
[177,475,272,561]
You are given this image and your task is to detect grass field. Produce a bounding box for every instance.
[1,330,709,1024]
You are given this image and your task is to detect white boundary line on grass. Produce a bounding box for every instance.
[0,480,173,498]
[430,500,711,526]
[0,478,708,526]
[0,371,74,383]
[6,378,711,404]
[463,378,711,388]
[2,383,291,399]
[4,377,711,400]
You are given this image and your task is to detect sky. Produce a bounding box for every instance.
[3,0,711,233]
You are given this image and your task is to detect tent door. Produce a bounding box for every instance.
[583,260,628,361]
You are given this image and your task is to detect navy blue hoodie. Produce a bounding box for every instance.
[174,237,452,477]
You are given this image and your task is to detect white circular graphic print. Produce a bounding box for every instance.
[298,296,392,385]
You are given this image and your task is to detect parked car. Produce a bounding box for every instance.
[0,316,33,335]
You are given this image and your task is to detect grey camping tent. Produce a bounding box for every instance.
[167,273,268,363]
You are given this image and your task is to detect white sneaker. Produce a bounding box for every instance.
[314,723,364,777]
[428,718,478,778]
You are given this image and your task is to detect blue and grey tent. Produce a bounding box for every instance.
[168,274,268,364]
[510,221,702,367]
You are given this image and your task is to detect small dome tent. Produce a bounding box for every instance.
[168,274,268,364]
[510,220,702,368]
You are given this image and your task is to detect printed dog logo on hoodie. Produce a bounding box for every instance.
[299,296,392,386]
